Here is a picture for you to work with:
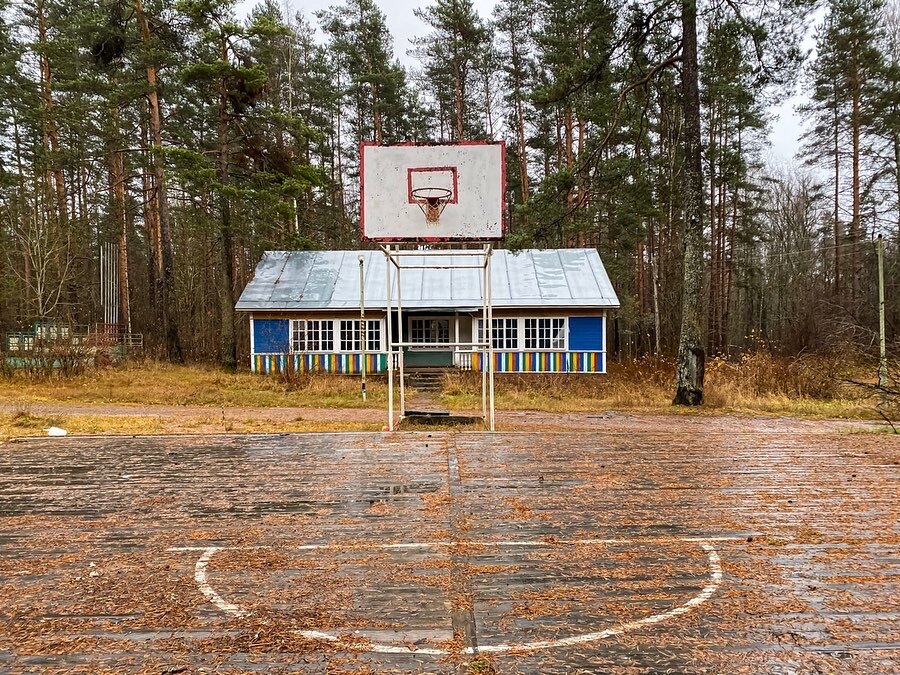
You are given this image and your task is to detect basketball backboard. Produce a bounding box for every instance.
[360,142,505,241]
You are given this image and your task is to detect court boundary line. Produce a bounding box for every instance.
[170,536,734,654]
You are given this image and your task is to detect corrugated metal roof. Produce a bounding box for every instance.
[235,249,620,311]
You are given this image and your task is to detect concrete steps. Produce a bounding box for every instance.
[404,369,446,392]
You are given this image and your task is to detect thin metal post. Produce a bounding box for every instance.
[397,256,405,419]
[877,235,887,389]
[487,246,495,431]
[481,256,488,421]
[385,246,394,430]
[359,255,367,402]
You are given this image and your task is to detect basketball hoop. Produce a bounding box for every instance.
[411,187,452,224]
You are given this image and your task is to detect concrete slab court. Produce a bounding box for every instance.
[0,423,897,673]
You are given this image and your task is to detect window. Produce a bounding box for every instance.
[366,320,381,351]
[477,318,519,349]
[339,320,358,352]
[411,318,450,344]
[339,319,382,351]
[524,318,566,350]
[291,319,333,352]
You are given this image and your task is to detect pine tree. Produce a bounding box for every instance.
[412,0,490,141]
[701,18,766,353]
[870,0,900,239]
[804,0,885,306]
[493,0,536,213]
[319,0,420,238]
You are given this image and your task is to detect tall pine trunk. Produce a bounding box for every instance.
[832,87,841,295]
[673,0,706,406]
[217,38,237,370]
[36,0,67,233]
[107,108,130,332]
[850,65,861,308]
[136,0,181,361]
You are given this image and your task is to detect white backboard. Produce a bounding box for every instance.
[361,142,505,241]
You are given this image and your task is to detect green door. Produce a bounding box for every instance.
[406,317,453,367]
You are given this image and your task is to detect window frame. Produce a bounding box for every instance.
[409,317,451,346]
[290,319,334,353]
[338,319,383,353]
[524,317,567,351]
[477,317,520,350]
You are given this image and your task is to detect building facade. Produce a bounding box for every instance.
[236,249,619,375]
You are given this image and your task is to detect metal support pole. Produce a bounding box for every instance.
[397,257,405,419]
[877,235,887,389]
[385,247,394,430]
[481,256,488,422]
[487,246,495,431]
[359,255,367,402]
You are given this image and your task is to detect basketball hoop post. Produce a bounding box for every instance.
[397,256,405,418]
[359,255,366,402]
[482,255,488,421]
[486,246,495,431]
[385,247,393,431]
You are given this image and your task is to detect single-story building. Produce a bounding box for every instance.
[235,248,619,374]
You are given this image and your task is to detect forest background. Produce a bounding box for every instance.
[0,0,897,378]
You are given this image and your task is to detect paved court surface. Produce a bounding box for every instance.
[0,418,898,673]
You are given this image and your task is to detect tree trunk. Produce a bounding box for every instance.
[651,244,662,356]
[484,70,494,138]
[36,0,67,232]
[850,66,861,308]
[894,128,900,242]
[217,38,237,370]
[673,0,706,406]
[833,89,841,295]
[506,18,528,202]
[139,117,159,320]
[708,107,717,352]
[107,104,131,333]
[136,0,181,361]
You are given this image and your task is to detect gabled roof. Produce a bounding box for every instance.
[235,249,619,312]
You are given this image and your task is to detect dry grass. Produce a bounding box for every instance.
[0,360,384,409]
[0,409,382,442]
[0,411,168,439]
[441,354,875,419]
[0,354,880,424]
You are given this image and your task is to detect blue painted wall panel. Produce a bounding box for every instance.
[254,319,290,353]
[568,316,603,351]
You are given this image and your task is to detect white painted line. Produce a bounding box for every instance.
[297,629,447,655]
[166,534,752,554]
[474,542,724,653]
[173,537,730,654]
[194,547,247,618]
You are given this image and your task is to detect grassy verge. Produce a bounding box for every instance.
[0,409,381,441]
[0,360,384,408]
[0,354,884,421]
[442,354,878,419]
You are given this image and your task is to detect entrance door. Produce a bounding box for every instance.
[406,317,453,367]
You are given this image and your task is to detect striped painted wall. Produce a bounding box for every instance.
[470,351,605,373]
[252,352,388,374]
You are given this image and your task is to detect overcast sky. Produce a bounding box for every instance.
[238,0,815,165]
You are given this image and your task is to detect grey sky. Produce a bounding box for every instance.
[238,0,812,164]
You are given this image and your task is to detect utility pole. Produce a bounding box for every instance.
[877,235,887,389]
